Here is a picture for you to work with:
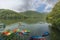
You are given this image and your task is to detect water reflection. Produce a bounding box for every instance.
[4,22,50,40]
[0,19,60,40]
[4,22,60,40]
[50,27,60,40]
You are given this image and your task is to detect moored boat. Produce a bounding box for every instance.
[30,36,46,40]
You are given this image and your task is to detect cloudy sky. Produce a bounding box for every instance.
[0,0,58,12]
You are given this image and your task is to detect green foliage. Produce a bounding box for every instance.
[50,27,60,40]
[20,11,43,17]
[0,9,26,19]
[20,11,47,23]
[46,1,60,28]
[0,10,47,24]
[0,9,27,25]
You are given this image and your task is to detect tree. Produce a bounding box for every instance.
[46,1,60,29]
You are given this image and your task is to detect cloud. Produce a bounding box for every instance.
[0,0,58,12]
[47,0,58,4]
[0,0,25,12]
[43,3,53,12]
[29,0,58,12]
[36,3,47,12]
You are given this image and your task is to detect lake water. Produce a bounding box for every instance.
[4,22,50,40]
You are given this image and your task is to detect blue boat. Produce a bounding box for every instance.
[29,36,46,40]
[42,32,49,37]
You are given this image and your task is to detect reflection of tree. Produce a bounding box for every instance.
[50,27,60,40]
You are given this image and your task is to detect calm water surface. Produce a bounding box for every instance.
[4,22,50,40]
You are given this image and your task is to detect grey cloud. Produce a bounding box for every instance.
[0,0,58,12]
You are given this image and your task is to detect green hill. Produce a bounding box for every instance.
[0,9,46,19]
[46,1,60,40]
[46,1,60,29]
[0,9,47,24]
[20,10,45,17]
[20,11,47,23]
[0,9,26,19]
[0,9,27,25]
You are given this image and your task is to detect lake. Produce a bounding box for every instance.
[0,21,60,40]
[3,22,50,40]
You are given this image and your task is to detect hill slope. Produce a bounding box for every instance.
[20,11,47,23]
[0,9,47,24]
[47,1,60,28]
[20,11,45,17]
[0,9,26,19]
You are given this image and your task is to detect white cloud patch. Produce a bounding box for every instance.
[0,0,25,12]
[0,0,58,12]
[30,0,58,12]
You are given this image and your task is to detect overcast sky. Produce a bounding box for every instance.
[0,0,58,12]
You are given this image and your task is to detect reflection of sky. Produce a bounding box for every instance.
[0,0,58,12]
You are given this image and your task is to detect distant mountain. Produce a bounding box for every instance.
[0,9,47,19]
[19,10,47,23]
[0,9,48,24]
[20,10,46,17]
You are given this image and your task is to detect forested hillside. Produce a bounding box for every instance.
[0,9,47,24]
[46,1,60,29]
[0,9,27,19]
[20,11,47,23]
